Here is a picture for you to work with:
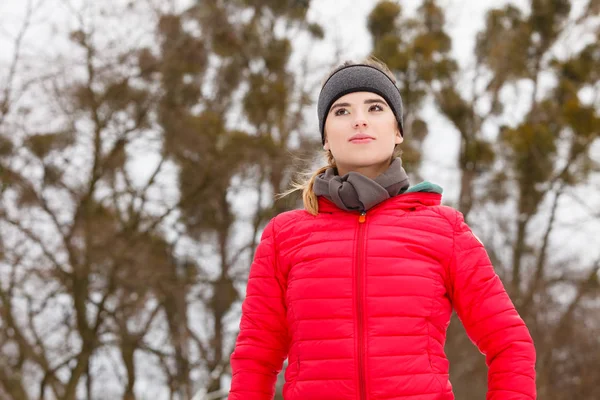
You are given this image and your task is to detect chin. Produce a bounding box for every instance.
[338,155,391,170]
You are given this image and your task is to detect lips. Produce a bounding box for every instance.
[349,133,374,143]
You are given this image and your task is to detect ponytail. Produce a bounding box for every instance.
[278,151,336,216]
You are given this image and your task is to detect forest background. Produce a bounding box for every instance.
[0,0,599,399]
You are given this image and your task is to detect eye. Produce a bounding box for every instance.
[334,108,349,116]
[369,104,384,112]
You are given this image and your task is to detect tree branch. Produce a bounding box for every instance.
[0,284,62,397]
[0,364,30,400]
[1,215,69,279]
[538,257,600,383]
[0,0,40,125]
[520,183,566,313]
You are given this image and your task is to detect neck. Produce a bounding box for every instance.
[336,160,392,179]
[313,157,411,212]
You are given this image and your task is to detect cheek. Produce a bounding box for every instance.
[383,120,400,143]
[324,120,345,144]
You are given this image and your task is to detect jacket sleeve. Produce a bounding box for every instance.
[448,212,536,400]
[229,218,289,400]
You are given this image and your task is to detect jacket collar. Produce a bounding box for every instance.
[317,188,442,214]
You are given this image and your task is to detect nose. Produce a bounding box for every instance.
[353,111,368,128]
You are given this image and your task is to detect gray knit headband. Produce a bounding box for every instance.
[317,64,404,144]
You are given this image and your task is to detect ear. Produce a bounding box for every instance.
[323,137,330,151]
[394,129,403,145]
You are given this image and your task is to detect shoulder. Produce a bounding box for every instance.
[426,204,464,230]
[265,208,314,241]
[429,206,485,248]
[270,209,312,230]
[424,205,483,245]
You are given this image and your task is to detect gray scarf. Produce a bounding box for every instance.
[313,158,410,212]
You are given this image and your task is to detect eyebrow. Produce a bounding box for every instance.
[329,98,387,113]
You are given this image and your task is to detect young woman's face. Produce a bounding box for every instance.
[323,91,403,178]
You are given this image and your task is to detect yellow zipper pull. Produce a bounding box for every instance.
[358,211,366,223]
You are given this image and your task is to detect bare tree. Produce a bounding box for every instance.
[0,0,323,399]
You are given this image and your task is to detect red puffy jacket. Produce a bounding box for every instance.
[230,191,536,399]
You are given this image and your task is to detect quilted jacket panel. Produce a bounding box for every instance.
[229,192,536,399]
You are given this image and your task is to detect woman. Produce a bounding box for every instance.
[229,58,536,399]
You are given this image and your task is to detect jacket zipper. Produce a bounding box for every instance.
[357,211,367,399]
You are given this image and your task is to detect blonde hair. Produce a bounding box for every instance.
[279,56,401,216]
